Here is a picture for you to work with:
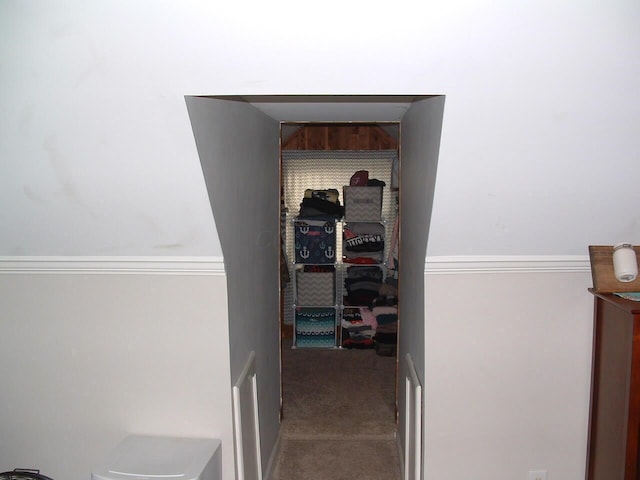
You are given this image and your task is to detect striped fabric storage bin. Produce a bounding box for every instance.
[294,307,337,348]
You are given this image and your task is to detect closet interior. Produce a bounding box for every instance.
[279,123,400,357]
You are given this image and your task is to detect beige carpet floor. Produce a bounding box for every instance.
[270,340,401,480]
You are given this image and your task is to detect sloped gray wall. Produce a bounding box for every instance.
[186,96,281,474]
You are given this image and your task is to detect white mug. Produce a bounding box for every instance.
[613,243,638,282]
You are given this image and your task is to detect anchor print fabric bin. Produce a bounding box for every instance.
[294,219,337,264]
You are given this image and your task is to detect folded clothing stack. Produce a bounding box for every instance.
[373,301,398,356]
[343,222,385,264]
[343,265,383,307]
[298,188,344,220]
[341,307,377,349]
[349,170,386,188]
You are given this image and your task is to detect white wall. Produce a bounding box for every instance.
[1,0,639,256]
[425,0,640,255]
[424,266,594,479]
[0,262,594,480]
[1,1,637,479]
[0,267,235,480]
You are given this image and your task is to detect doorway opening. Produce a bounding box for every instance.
[185,94,446,480]
[279,122,400,398]
[275,122,402,477]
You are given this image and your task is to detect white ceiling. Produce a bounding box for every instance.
[223,95,431,142]
[221,95,433,123]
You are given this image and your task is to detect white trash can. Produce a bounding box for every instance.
[92,435,221,480]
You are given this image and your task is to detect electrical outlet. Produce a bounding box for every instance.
[529,470,547,480]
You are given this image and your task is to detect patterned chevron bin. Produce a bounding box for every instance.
[295,269,335,306]
[293,219,337,264]
[343,186,383,222]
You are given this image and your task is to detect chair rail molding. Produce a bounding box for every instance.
[425,255,590,274]
[1,255,590,276]
[0,256,226,275]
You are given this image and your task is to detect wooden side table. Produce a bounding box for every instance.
[587,290,640,479]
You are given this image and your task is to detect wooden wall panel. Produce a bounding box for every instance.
[283,124,398,151]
